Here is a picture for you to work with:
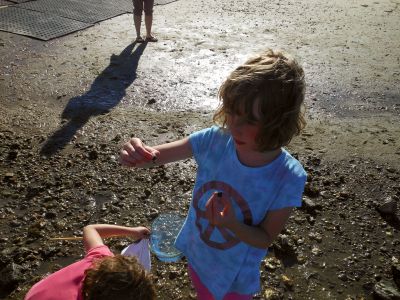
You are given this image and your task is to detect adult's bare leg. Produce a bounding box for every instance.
[134,14,142,39]
[145,15,153,38]
[145,15,157,41]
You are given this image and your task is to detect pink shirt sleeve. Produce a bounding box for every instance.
[85,244,114,259]
[25,245,113,300]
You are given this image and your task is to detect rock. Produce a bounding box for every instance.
[7,150,18,161]
[147,98,156,105]
[302,197,322,213]
[373,280,400,299]
[112,134,121,142]
[88,150,99,160]
[40,247,60,259]
[375,274,383,281]
[4,172,14,179]
[393,263,400,288]
[9,220,21,227]
[45,210,57,219]
[263,257,282,271]
[308,232,322,243]
[311,245,323,256]
[303,183,320,198]
[264,288,283,300]
[337,191,351,200]
[297,254,306,264]
[27,221,46,238]
[338,272,348,281]
[147,208,159,220]
[168,270,179,280]
[281,274,294,290]
[305,271,319,280]
[0,263,25,293]
[273,234,297,259]
[3,172,16,183]
[376,197,397,215]
[307,215,316,225]
[144,189,152,197]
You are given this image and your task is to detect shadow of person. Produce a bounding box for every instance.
[40,42,147,156]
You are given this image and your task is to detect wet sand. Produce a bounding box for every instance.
[0,0,400,299]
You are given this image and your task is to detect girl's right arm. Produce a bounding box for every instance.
[83,224,150,253]
[119,137,193,168]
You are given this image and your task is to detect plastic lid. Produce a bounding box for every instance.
[149,212,185,262]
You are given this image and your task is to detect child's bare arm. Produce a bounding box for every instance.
[206,193,293,249]
[83,224,150,252]
[119,137,192,168]
[226,208,293,249]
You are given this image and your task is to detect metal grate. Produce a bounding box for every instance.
[0,7,93,40]
[83,0,133,13]
[0,0,179,40]
[16,0,127,24]
[0,0,14,6]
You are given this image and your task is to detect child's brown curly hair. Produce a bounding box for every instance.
[213,49,306,151]
[82,255,155,300]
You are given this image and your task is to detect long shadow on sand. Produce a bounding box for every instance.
[40,42,147,156]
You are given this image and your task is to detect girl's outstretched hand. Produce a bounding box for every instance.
[205,192,237,227]
[131,226,151,240]
[119,138,160,167]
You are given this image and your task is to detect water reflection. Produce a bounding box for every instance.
[40,42,147,156]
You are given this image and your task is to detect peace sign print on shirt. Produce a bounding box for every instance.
[193,181,253,250]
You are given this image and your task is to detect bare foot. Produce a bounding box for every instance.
[145,35,158,42]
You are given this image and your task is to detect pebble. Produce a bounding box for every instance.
[309,232,323,243]
[302,197,322,213]
[45,211,57,219]
[281,274,294,290]
[311,245,322,256]
[392,263,400,288]
[264,288,282,300]
[373,280,400,299]
[338,272,348,282]
[264,257,282,271]
[9,220,21,227]
[376,197,397,215]
[0,263,25,288]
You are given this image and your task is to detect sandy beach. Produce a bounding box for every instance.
[1,0,399,298]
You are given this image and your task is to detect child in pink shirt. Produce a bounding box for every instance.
[25,224,155,300]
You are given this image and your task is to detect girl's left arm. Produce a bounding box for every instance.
[206,192,293,249]
[226,207,293,249]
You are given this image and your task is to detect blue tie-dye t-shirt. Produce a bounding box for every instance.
[175,126,306,300]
